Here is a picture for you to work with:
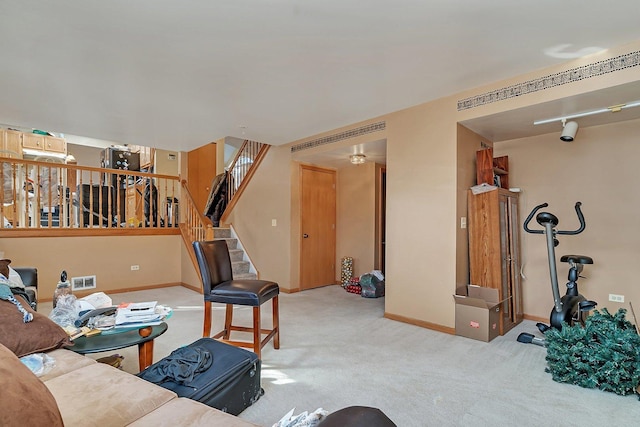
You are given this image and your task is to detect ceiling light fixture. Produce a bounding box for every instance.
[533,100,640,126]
[560,119,579,142]
[350,154,366,165]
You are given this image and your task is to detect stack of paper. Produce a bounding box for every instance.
[115,301,163,328]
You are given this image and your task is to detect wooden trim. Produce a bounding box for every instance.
[180,282,202,294]
[384,312,456,335]
[0,228,180,238]
[376,166,386,272]
[39,282,185,302]
[523,313,548,323]
[219,144,270,225]
[280,287,300,294]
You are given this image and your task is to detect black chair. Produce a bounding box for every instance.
[14,267,38,311]
[192,240,280,359]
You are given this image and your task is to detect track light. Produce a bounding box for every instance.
[560,120,578,142]
[533,100,640,126]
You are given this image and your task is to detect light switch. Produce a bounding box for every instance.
[272,219,277,227]
[460,217,467,229]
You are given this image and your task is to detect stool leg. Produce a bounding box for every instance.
[203,301,212,338]
[253,306,261,359]
[273,295,280,349]
[223,304,233,340]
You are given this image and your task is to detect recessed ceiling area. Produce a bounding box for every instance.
[460,81,640,143]
[292,139,386,168]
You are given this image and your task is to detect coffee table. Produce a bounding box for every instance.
[70,322,168,371]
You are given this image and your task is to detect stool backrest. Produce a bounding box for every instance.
[192,240,233,293]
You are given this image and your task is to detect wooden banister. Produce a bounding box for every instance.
[220,142,270,225]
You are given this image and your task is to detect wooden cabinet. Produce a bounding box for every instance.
[476,147,509,189]
[22,133,67,154]
[44,136,66,153]
[468,188,523,334]
[1,129,23,158]
[128,145,154,170]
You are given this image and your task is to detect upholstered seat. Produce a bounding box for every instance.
[193,240,280,359]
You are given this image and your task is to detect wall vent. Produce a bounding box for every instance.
[291,121,386,153]
[457,50,640,111]
[71,275,97,291]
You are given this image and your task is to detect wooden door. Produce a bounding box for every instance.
[300,165,336,290]
[187,143,217,213]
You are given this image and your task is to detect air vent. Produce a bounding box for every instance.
[71,275,97,291]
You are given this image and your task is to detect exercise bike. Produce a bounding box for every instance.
[517,202,598,346]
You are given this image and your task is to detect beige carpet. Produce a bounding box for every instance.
[42,285,640,426]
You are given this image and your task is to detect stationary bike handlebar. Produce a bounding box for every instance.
[523,201,586,314]
[523,202,586,235]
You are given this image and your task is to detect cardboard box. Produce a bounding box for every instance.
[453,285,508,342]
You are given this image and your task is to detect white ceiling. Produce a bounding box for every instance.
[2,1,640,155]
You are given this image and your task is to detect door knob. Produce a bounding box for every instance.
[303,233,309,238]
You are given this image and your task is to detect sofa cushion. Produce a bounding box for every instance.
[39,348,97,382]
[0,343,64,426]
[0,297,71,357]
[44,362,176,426]
[128,397,260,427]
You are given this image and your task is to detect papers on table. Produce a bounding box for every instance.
[115,301,163,328]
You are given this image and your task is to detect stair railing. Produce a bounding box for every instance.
[0,157,180,232]
[180,179,214,243]
[220,139,270,224]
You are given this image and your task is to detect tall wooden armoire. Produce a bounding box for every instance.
[468,188,523,335]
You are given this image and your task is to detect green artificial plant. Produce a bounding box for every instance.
[545,307,640,397]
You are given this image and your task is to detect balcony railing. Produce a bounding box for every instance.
[0,157,180,233]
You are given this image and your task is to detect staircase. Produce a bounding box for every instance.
[213,227,257,280]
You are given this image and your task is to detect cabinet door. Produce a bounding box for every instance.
[23,133,45,150]
[44,136,66,153]
[506,194,523,324]
[4,130,23,158]
[498,194,512,330]
[498,192,523,333]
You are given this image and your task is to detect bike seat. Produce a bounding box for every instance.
[560,255,593,264]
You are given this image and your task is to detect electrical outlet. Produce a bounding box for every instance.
[131,265,140,271]
[609,294,625,303]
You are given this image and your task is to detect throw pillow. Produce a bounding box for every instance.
[0,342,64,426]
[0,296,72,357]
[8,266,25,288]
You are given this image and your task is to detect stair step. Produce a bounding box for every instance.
[228,248,244,262]
[232,260,250,275]
[206,228,253,278]
[214,227,231,238]
[215,237,238,249]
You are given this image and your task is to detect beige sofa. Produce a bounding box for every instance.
[45,348,260,426]
[0,279,260,427]
[1,344,260,426]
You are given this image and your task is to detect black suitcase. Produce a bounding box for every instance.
[137,338,263,415]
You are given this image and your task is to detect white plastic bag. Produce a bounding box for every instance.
[273,408,328,427]
[48,294,79,327]
[20,353,55,377]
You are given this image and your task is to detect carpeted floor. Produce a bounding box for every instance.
[42,285,640,426]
